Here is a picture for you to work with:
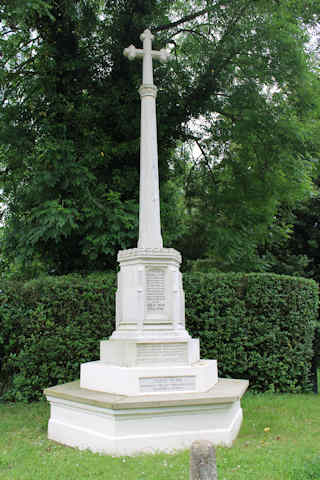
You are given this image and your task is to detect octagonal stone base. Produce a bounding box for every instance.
[80,359,217,396]
[44,378,249,456]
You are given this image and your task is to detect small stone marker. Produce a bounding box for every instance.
[190,440,218,480]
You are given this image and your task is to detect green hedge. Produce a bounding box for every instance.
[184,273,319,393]
[0,272,318,401]
[0,273,116,402]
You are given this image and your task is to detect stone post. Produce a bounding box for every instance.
[190,440,218,480]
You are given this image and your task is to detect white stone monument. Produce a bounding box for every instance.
[44,30,248,455]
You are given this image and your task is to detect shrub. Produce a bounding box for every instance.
[0,273,116,401]
[312,323,320,391]
[184,273,318,393]
[0,272,318,401]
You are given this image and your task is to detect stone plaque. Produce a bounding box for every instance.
[146,268,166,313]
[136,343,188,366]
[139,375,196,393]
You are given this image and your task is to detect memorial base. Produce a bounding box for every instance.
[80,359,217,396]
[44,378,249,456]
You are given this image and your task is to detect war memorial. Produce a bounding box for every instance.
[44,30,248,455]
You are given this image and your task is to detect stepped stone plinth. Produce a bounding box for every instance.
[45,378,248,455]
[81,247,218,396]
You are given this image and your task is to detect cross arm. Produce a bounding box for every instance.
[124,45,171,63]
[152,49,171,64]
[123,45,144,61]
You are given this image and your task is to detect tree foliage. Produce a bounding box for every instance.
[262,183,320,282]
[0,0,319,275]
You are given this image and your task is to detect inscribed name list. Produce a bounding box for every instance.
[146,268,166,312]
[139,375,196,393]
[136,342,188,366]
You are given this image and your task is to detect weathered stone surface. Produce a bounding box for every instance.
[190,440,218,480]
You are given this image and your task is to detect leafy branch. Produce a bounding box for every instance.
[152,7,209,33]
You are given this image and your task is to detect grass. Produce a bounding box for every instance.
[0,390,319,480]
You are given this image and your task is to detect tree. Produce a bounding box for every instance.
[172,1,320,271]
[0,0,319,276]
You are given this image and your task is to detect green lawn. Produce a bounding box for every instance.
[0,391,319,480]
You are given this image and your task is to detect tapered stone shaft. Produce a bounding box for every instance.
[124,29,170,248]
[138,83,162,248]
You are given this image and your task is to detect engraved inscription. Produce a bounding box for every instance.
[136,343,188,366]
[146,268,166,312]
[140,376,196,393]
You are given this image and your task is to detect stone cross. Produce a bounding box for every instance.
[124,30,170,249]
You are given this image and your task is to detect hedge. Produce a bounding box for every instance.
[184,273,319,394]
[0,273,116,402]
[0,272,318,401]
